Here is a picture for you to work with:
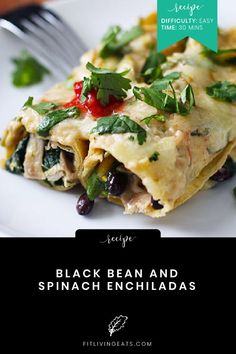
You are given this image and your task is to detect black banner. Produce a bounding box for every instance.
[0,231,235,351]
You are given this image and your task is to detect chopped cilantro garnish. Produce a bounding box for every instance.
[149,152,160,162]
[141,114,167,126]
[82,62,131,106]
[202,47,236,65]
[37,107,80,137]
[151,72,181,90]
[206,81,236,102]
[99,25,144,58]
[181,84,196,111]
[91,114,147,145]
[11,50,50,87]
[141,52,166,84]
[80,77,93,103]
[24,97,58,115]
[133,73,196,115]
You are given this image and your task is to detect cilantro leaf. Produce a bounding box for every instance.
[37,107,80,137]
[23,96,34,107]
[133,73,195,115]
[141,52,166,84]
[181,84,196,111]
[87,171,106,201]
[99,26,121,58]
[24,96,58,115]
[80,77,93,103]
[85,62,131,106]
[133,86,177,113]
[149,152,160,162]
[91,114,147,145]
[141,114,167,126]
[206,81,236,102]
[108,26,144,52]
[99,25,144,58]
[133,73,181,113]
[202,47,236,65]
[11,50,50,87]
[151,72,181,90]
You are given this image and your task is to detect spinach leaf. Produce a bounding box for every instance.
[85,62,131,106]
[91,114,147,145]
[141,52,166,83]
[54,178,64,186]
[87,171,106,201]
[11,50,50,87]
[24,96,58,115]
[99,25,144,58]
[206,81,236,102]
[37,107,80,137]
[42,148,61,171]
[5,136,29,175]
[44,178,64,188]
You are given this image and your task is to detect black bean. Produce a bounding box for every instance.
[210,157,236,182]
[151,198,164,210]
[107,172,128,196]
[76,193,94,215]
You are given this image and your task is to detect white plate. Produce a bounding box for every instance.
[0,0,236,237]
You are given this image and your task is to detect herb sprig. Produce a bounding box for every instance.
[37,107,80,137]
[141,52,166,84]
[202,47,236,65]
[149,152,160,162]
[81,62,131,106]
[91,114,147,145]
[141,114,167,126]
[99,25,144,58]
[24,97,58,115]
[12,50,50,87]
[133,72,195,115]
[206,81,236,102]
